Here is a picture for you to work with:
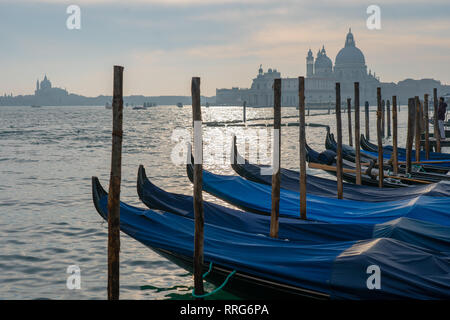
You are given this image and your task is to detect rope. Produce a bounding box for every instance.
[192,262,236,299]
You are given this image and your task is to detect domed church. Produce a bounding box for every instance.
[216,29,448,107]
[219,29,381,107]
[306,28,379,105]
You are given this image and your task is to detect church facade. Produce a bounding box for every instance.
[216,29,448,107]
[34,75,69,105]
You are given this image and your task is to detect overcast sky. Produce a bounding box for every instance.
[1,0,449,97]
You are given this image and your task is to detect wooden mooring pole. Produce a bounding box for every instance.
[336,83,343,199]
[191,77,205,299]
[392,96,399,175]
[376,88,383,188]
[107,65,124,300]
[415,96,421,162]
[347,98,353,147]
[299,77,307,220]
[406,98,416,173]
[433,88,441,152]
[420,99,425,140]
[386,99,391,137]
[243,100,247,124]
[424,94,430,159]
[270,79,282,237]
[354,83,362,185]
[365,101,370,140]
[381,99,385,138]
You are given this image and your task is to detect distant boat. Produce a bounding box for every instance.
[31,105,41,108]
[205,102,210,107]
[105,102,112,110]
[133,105,147,110]
[177,103,183,108]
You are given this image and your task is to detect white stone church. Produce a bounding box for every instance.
[216,29,447,107]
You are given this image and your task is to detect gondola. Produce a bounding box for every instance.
[327,133,450,181]
[360,134,450,160]
[305,143,409,187]
[93,176,327,299]
[138,165,450,252]
[229,138,450,201]
[330,132,450,172]
[326,132,450,183]
[93,176,450,299]
[185,161,450,225]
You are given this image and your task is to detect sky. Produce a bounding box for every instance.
[1,0,450,97]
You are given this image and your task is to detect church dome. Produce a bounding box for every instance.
[315,46,332,70]
[335,29,365,65]
[40,75,52,90]
[315,55,332,68]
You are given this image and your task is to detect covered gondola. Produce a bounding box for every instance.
[185,162,450,225]
[138,165,450,253]
[305,143,409,187]
[360,134,450,160]
[93,176,450,299]
[326,132,450,182]
[230,138,450,201]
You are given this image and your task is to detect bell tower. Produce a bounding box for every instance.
[306,49,314,77]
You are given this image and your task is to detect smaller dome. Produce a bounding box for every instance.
[315,47,332,70]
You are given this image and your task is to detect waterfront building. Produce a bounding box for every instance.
[216,29,449,107]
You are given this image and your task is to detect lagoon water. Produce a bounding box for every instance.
[0,104,420,299]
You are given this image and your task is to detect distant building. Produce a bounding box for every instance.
[33,75,69,105]
[215,87,249,105]
[0,75,215,106]
[216,29,449,107]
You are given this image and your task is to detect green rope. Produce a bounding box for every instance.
[202,261,213,279]
[192,262,236,298]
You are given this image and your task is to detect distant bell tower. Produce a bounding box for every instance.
[306,49,314,77]
[36,79,40,92]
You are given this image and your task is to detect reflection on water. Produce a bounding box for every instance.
[0,105,416,299]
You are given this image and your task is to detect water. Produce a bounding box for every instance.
[0,105,419,299]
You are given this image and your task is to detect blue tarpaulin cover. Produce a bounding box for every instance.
[187,165,450,226]
[361,149,450,167]
[231,148,450,200]
[327,132,450,168]
[362,134,450,160]
[93,177,450,299]
[137,166,450,253]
